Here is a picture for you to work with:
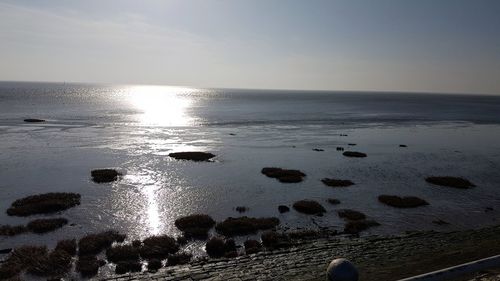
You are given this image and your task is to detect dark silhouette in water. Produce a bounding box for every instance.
[425,176,475,189]
[23,118,45,123]
[343,151,367,158]
[91,169,121,183]
[378,195,428,208]
[7,193,81,216]
[321,178,354,187]
[168,152,215,161]
[261,167,306,183]
[293,200,326,215]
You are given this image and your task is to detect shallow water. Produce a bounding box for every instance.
[1,82,500,277]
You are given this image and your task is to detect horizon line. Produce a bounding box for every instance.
[0,79,498,97]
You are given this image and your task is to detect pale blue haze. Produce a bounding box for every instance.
[0,0,499,94]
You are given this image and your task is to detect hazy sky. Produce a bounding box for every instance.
[0,0,499,94]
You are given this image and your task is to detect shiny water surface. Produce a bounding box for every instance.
[1,82,500,272]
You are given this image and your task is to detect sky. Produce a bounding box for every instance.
[0,0,499,94]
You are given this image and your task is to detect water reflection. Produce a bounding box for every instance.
[127,85,198,126]
[124,171,163,236]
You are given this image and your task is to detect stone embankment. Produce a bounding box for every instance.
[101,225,500,281]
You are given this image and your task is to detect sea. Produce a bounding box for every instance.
[1,81,500,272]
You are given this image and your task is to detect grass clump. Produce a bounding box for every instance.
[343,151,367,158]
[167,252,192,266]
[378,195,429,208]
[140,235,179,260]
[425,176,475,189]
[27,218,68,233]
[78,230,126,256]
[174,214,215,239]
[205,237,237,258]
[0,225,27,236]
[278,205,290,213]
[235,206,248,213]
[327,198,341,205]
[55,239,77,256]
[261,231,291,249]
[288,230,321,240]
[321,178,354,187]
[292,200,326,215]
[27,248,73,277]
[338,209,366,221]
[261,167,306,183]
[344,220,380,234]
[106,244,140,263]
[147,259,162,271]
[0,246,48,279]
[215,216,280,236]
[76,255,103,278]
[115,260,142,274]
[91,169,121,183]
[168,152,215,162]
[0,243,77,278]
[244,239,262,254]
[7,193,81,217]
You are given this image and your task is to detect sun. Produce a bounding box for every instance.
[128,85,198,126]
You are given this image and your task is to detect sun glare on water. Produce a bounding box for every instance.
[128,85,198,126]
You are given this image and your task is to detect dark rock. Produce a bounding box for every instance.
[327,198,341,205]
[336,147,344,151]
[399,144,407,147]
[27,218,68,233]
[425,176,475,189]
[261,167,306,183]
[278,205,290,213]
[293,200,326,215]
[321,178,354,187]
[140,235,179,260]
[343,151,367,158]
[485,207,494,212]
[91,169,121,183]
[215,216,280,236]
[378,195,429,208]
[348,143,356,146]
[312,148,324,152]
[24,118,45,123]
[168,152,215,162]
[78,230,126,256]
[7,192,81,217]
[338,209,366,221]
[174,214,215,239]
